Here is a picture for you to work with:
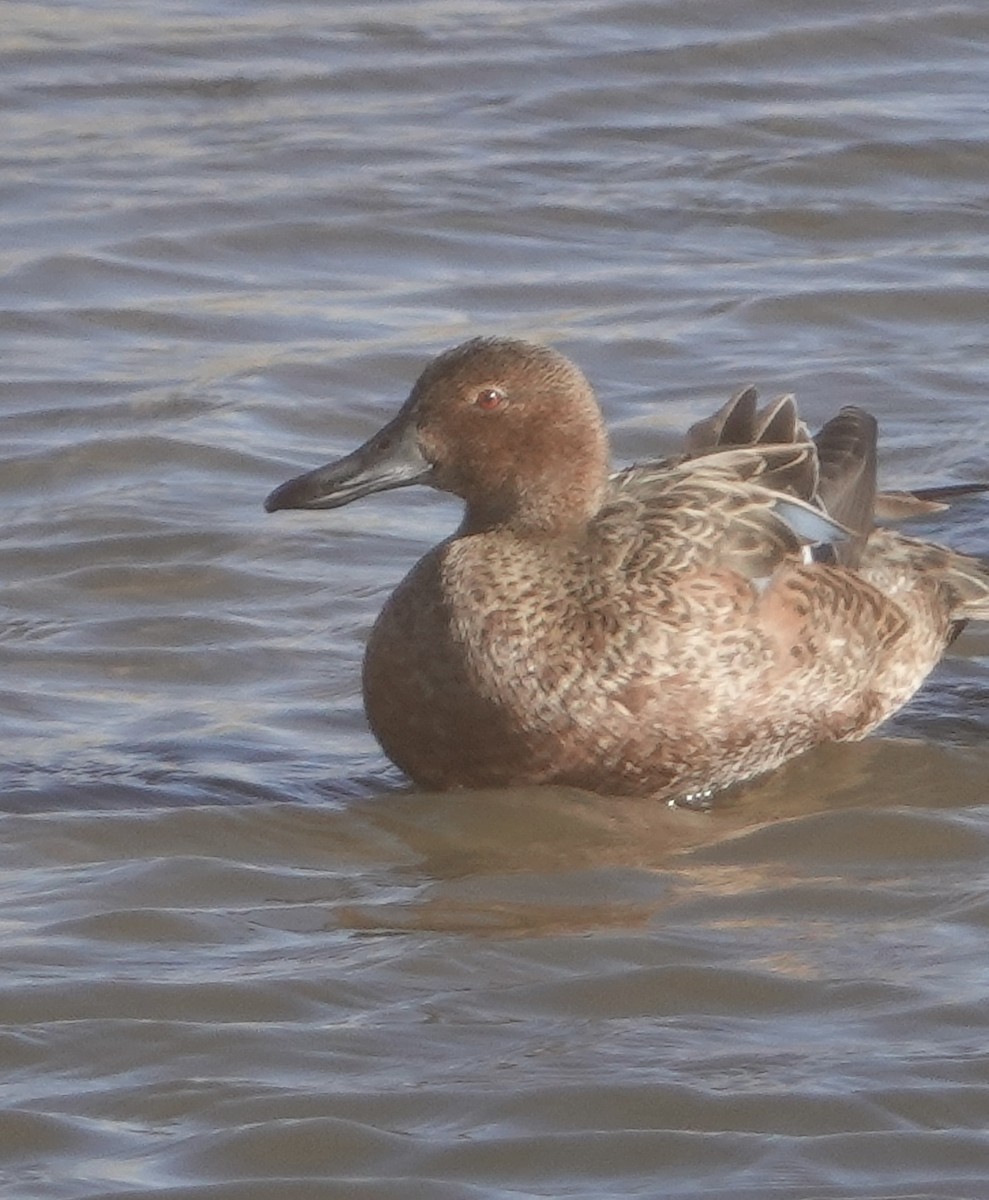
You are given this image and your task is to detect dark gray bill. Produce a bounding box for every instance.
[264,411,430,513]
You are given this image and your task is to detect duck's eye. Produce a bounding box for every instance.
[473,387,507,411]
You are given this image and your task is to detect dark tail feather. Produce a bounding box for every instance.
[685,386,758,454]
[911,482,989,503]
[875,482,989,521]
[813,406,878,563]
[685,387,805,456]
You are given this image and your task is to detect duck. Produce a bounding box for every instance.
[265,337,989,800]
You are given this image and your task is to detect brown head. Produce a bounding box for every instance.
[265,337,611,536]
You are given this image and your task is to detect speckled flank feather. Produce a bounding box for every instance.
[267,338,989,800]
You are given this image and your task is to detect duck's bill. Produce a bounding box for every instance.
[264,414,431,512]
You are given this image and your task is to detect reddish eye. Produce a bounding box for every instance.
[473,387,506,411]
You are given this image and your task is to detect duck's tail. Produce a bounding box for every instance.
[891,534,989,624]
[944,550,989,622]
[876,482,989,623]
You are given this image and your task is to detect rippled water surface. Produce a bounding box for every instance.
[4,1,989,1196]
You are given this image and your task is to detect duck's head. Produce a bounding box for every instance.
[264,337,610,535]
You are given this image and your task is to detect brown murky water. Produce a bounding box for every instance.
[3,1,989,1196]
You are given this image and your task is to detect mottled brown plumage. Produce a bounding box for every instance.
[265,337,989,800]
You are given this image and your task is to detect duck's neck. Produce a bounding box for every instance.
[460,454,609,540]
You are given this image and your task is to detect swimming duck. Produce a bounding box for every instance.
[265,337,989,800]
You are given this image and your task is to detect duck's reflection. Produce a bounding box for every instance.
[331,737,989,936]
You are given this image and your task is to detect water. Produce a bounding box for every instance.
[3,1,989,1196]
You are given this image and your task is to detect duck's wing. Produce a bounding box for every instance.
[604,387,872,578]
[683,388,873,563]
[619,386,989,581]
[685,388,878,526]
[603,443,850,583]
